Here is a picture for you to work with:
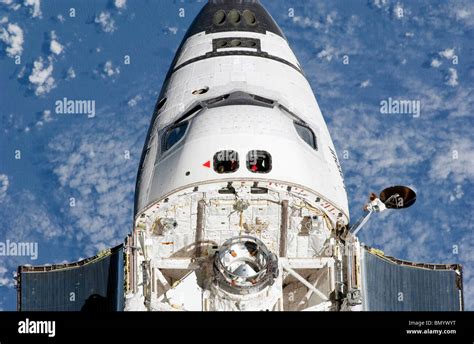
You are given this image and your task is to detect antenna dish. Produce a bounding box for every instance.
[379,186,416,209]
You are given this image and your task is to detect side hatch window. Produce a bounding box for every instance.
[247,150,272,173]
[214,150,239,173]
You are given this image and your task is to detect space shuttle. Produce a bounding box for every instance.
[17,0,463,312]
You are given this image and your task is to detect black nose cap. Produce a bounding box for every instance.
[185,0,285,40]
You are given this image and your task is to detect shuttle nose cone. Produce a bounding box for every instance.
[185,0,285,40]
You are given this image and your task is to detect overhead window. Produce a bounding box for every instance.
[247,150,272,173]
[214,150,239,174]
[294,122,317,150]
[163,121,188,152]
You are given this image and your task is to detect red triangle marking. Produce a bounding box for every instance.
[203,160,211,168]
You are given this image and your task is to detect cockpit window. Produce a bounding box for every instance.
[214,150,239,173]
[163,121,189,151]
[247,150,272,173]
[294,122,317,150]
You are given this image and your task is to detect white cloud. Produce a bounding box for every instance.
[166,26,178,35]
[42,109,52,122]
[317,45,336,61]
[47,111,149,254]
[449,1,474,27]
[127,94,142,107]
[446,88,474,118]
[22,83,152,256]
[114,0,126,9]
[24,0,41,18]
[449,185,464,202]
[0,190,63,240]
[0,174,9,202]
[28,56,56,96]
[327,11,339,25]
[291,11,338,33]
[455,9,470,19]
[17,65,25,79]
[35,109,52,127]
[429,140,474,183]
[393,3,404,20]
[1,0,20,11]
[430,58,442,68]
[49,31,63,55]
[66,66,76,80]
[0,266,13,288]
[95,11,116,33]
[0,22,24,57]
[371,0,389,10]
[292,16,321,29]
[445,68,458,87]
[439,48,455,60]
[102,60,120,78]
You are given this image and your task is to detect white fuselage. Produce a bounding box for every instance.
[135,30,348,216]
[125,1,352,311]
